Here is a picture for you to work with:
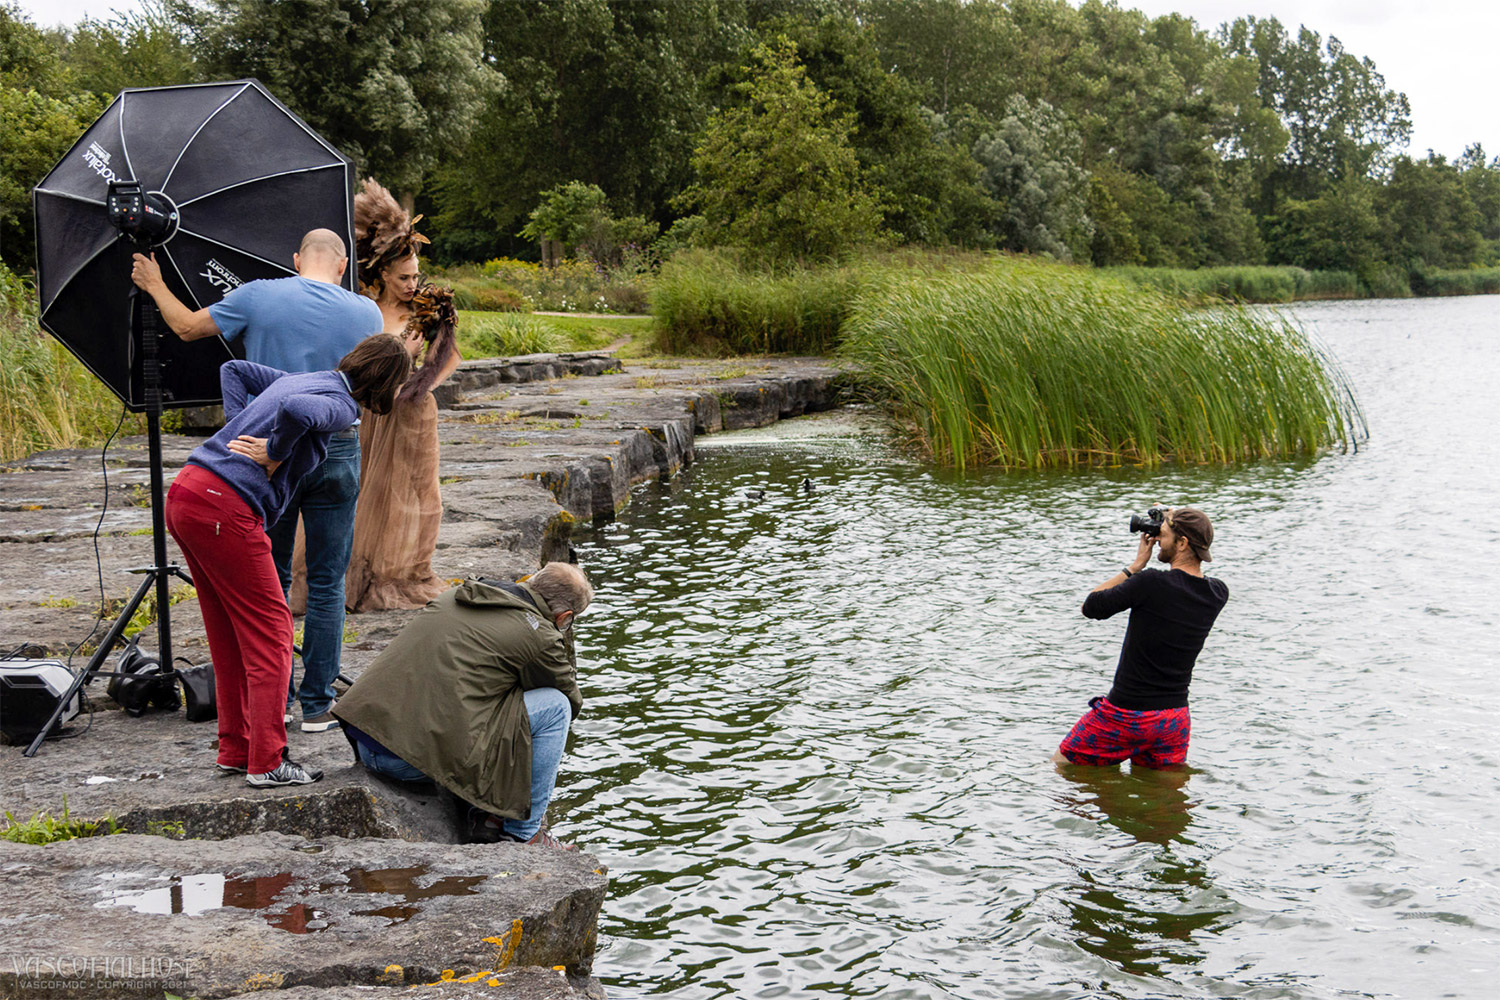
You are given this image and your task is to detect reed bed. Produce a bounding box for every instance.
[1107,265,1360,304]
[0,265,141,463]
[1411,267,1500,297]
[841,258,1365,469]
[651,249,866,355]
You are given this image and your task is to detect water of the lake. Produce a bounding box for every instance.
[566,295,1500,999]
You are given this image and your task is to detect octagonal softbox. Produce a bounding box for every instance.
[32,80,357,411]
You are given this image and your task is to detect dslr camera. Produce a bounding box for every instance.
[1129,506,1168,536]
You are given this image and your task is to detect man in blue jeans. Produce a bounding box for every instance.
[333,563,592,850]
[131,231,382,731]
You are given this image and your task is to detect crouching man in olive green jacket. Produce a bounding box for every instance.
[333,563,592,849]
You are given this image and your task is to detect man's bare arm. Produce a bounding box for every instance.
[131,253,221,341]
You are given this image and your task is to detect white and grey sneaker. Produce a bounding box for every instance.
[246,753,323,787]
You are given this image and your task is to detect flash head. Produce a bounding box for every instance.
[107,180,178,247]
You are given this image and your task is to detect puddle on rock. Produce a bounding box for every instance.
[94,865,487,933]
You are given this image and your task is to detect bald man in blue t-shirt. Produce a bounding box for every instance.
[131,230,383,733]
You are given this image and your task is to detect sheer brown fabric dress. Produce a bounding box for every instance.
[289,391,447,613]
[342,389,448,610]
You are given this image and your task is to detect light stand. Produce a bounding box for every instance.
[23,196,194,757]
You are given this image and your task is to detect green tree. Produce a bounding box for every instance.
[0,4,107,271]
[63,1,199,98]
[1220,16,1411,201]
[864,0,1015,118]
[174,0,500,207]
[972,94,1091,261]
[680,38,883,267]
[429,0,740,262]
[1085,167,1142,266]
[519,180,657,267]
[1378,153,1484,271]
[725,11,997,247]
[1457,144,1500,261]
[1263,175,1381,272]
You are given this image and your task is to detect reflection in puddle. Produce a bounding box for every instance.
[94,865,487,933]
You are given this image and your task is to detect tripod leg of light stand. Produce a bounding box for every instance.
[22,571,158,757]
[138,280,178,683]
[22,287,186,756]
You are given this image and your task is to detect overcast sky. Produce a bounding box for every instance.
[15,0,1499,162]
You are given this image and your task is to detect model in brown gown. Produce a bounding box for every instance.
[291,178,460,614]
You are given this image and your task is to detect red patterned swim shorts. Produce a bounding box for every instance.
[1058,696,1191,769]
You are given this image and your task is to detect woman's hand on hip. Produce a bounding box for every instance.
[227,435,281,476]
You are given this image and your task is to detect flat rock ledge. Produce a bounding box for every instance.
[0,351,846,657]
[0,832,608,999]
[0,351,846,999]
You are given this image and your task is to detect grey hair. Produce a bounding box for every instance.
[528,562,593,616]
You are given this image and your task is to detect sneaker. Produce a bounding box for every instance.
[284,711,294,725]
[524,828,578,852]
[246,754,323,787]
[466,808,509,845]
[214,761,247,774]
[300,710,340,733]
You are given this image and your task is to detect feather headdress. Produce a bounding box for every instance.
[399,279,458,403]
[353,177,429,295]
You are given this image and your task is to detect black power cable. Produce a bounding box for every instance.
[35,402,131,742]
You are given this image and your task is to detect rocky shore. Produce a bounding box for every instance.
[0,351,844,999]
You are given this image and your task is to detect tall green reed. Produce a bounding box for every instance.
[651,249,865,355]
[0,264,141,463]
[1106,265,1361,304]
[841,258,1365,469]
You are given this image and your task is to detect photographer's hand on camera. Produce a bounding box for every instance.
[1130,531,1156,572]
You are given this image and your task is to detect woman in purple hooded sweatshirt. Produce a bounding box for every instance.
[165,334,410,788]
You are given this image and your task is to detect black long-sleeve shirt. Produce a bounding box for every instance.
[1082,568,1229,710]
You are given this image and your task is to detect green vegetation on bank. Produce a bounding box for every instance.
[652,250,1363,468]
[1110,264,1500,303]
[456,310,650,359]
[0,264,142,463]
[1108,266,1356,304]
[652,249,865,355]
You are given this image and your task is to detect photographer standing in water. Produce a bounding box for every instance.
[1054,507,1228,770]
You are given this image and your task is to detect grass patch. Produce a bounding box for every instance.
[841,257,1365,469]
[436,257,650,314]
[536,313,653,352]
[457,311,650,358]
[99,585,198,638]
[2,800,122,844]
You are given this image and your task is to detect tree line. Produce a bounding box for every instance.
[3,0,1497,283]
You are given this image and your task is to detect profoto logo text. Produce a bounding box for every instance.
[83,142,119,184]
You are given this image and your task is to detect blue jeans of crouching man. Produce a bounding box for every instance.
[356,686,573,842]
[267,431,359,719]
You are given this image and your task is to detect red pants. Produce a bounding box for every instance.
[165,465,293,774]
[1058,696,1191,769]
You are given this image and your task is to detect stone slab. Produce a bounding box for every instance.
[0,832,608,998]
